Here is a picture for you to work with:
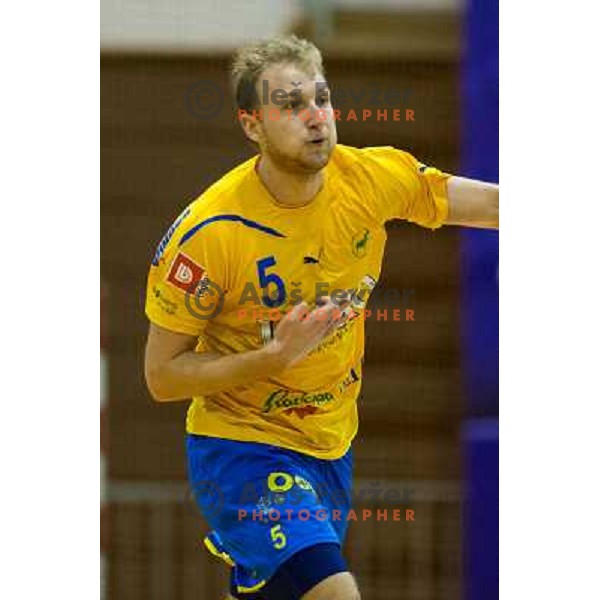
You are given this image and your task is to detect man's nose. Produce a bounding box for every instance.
[305,101,327,127]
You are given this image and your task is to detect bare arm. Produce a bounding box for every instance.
[144,323,285,401]
[144,299,347,402]
[446,176,499,229]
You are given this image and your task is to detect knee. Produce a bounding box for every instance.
[301,572,360,600]
[339,586,360,600]
[336,580,360,600]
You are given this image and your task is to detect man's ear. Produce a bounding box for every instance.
[239,113,262,145]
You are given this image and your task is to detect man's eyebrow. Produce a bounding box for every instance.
[280,82,330,96]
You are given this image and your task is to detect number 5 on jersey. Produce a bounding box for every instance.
[257,256,286,308]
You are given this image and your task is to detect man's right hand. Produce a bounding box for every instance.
[267,297,349,368]
[144,297,349,402]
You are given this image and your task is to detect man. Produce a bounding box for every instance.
[144,35,498,600]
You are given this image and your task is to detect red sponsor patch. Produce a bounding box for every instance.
[166,252,206,293]
[283,406,319,419]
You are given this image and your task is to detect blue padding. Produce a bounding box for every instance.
[232,543,347,600]
[463,418,499,600]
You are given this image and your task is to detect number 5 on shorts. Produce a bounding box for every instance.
[270,524,287,550]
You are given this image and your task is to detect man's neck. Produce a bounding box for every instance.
[256,157,324,208]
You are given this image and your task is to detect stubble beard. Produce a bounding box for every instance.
[263,136,335,176]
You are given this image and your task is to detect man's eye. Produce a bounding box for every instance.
[317,95,330,106]
[284,101,302,111]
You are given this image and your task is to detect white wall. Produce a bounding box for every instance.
[100,0,461,50]
[331,0,461,10]
[101,0,302,50]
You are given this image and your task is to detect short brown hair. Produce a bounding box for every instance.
[230,35,324,112]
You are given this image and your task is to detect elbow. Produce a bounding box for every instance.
[145,380,167,403]
[144,362,193,402]
[144,364,171,403]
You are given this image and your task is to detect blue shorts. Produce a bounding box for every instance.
[186,434,353,595]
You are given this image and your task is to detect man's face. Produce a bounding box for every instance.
[244,63,338,174]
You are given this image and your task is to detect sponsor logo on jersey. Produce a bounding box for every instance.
[351,228,371,258]
[337,367,361,393]
[152,285,178,315]
[151,207,191,266]
[283,405,319,419]
[261,389,335,415]
[166,252,206,293]
[303,255,319,264]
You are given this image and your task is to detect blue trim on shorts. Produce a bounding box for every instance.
[231,542,348,599]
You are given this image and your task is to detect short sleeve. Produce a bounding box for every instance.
[357,146,451,229]
[145,207,227,337]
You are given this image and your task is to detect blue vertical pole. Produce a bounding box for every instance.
[461,0,499,598]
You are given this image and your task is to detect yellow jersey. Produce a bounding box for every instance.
[145,144,450,459]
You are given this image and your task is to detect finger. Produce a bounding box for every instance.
[286,301,310,322]
[315,295,349,311]
[332,291,351,309]
[323,301,352,334]
[324,301,347,319]
[320,318,340,340]
[306,305,330,324]
[307,301,344,328]
[305,308,341,339]
[315,295,331,307]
